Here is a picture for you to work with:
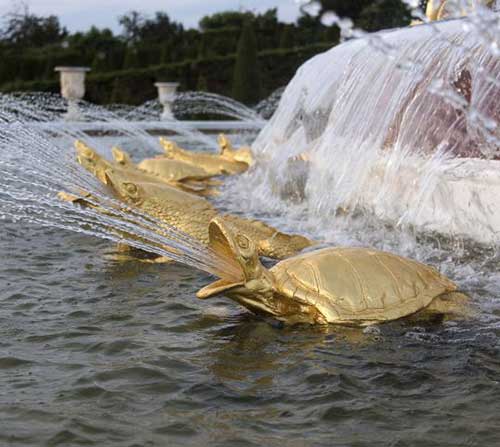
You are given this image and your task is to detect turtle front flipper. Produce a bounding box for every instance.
[57,190,98,208]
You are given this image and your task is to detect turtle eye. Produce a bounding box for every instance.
[236,234,250,250]
[123,182,138,197]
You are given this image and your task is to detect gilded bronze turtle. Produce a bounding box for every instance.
[197,217,469,326]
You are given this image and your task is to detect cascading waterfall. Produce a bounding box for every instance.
[245,12,500,245]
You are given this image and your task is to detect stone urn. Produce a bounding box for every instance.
[155,82,180,121]
[54,66,91,121]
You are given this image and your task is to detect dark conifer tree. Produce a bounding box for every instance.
[231,21,261,105]
[279,25,295,48]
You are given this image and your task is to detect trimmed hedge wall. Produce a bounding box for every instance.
[0,43,332,105]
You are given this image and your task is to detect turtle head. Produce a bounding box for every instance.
[159,137,181,158]
[111,146,132,166]
[217,133,253,166]
[75,140,111,184]
[104,169,144,206]
[217,134,234,155]
[197,217,277,316]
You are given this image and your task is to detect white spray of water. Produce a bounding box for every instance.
[241,13,500,246]
[0,113,242,280]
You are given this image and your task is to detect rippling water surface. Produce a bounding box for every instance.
[1,136,500,446]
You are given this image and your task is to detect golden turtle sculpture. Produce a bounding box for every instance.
[196,217,469,326]
[111,146,221,197]
[159,137,249,176]
[103,168,314,260]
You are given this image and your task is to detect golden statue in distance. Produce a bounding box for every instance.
[423,0,495,21]
[160,137,249,176]
[197,217,470,326]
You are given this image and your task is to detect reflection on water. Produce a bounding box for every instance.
[1,219,499,446]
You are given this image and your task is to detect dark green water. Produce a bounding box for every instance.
[1,222,500,447]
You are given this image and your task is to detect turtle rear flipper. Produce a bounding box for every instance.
[419,292,474,321]
[58,191,95,208]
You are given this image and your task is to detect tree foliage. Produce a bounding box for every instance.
[302,0,411,31]
[1,4,67,47]
[232,22,261,105]
[0,2,414,103]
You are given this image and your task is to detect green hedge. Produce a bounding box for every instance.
[0,43,333,105]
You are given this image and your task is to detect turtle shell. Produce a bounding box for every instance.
[163,144,249,176]
[271,247,457,325]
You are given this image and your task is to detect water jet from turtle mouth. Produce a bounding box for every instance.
[0,115,241,280]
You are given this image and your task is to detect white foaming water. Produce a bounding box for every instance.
[239,13,500,247]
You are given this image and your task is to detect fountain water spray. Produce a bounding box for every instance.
[0,113,242,280]
[244,10,500,246]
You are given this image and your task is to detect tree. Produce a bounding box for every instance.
[67,26,122,69]
[279,25,295,48]
[136,12,184,44]
[197,74,208,92]
[358,0,412,31]
[232,21,261,105]
[313,0,374,21]
[299,0,411,31]
[296,12,323,45]
[119,11,144,45]
[1,4,67,47]
[199,11,253,31]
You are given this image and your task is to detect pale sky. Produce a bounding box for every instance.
[0,0,303,32]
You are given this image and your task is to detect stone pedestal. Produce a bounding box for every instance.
[155,82,179,121]
[54,66,91,121]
